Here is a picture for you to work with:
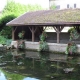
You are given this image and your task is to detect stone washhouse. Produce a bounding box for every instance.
[6,8,80,52]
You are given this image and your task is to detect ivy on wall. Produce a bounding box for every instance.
[65,28,79,55]
[39,31,49,52]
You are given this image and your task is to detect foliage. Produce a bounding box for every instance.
[39,31,49,52]
[0,35,7,44]
[0,15,16,38]
[17,40,25,51]
[3,0,43,16]
[68,27,74,33]
[1,69,25,80]
[50,4,56,10]
[0,0,43,39]
[39,41,49,52]
[65,41,77,55]
[65,27,79,55]
[18,31,25,39]
[69,28,80,41]
[40,31,47,41]
[6,39,12,46]
[39,52,49,67]
[0,15,16,39]
[18,30,25,50]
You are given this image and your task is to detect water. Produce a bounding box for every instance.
[0,50,80,80]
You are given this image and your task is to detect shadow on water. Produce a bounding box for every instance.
[0,50,80,80]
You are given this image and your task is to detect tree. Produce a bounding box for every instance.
[0,15,16,38]
[50,4,56,9]
[0,0,43,39]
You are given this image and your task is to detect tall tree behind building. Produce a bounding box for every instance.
[0,0,43,39]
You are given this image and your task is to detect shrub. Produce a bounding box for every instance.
[65,41,77,55]
[39,31,49,52]
[0,35,7,44]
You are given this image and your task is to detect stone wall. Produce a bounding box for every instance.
[25,41,80,53]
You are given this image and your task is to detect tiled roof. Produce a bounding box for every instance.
[6,8,80,26]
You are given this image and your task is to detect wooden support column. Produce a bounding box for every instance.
[12,27,17,40]
[53,26,64,43]
[12,27,14,40]
[57,29,60,43]
[29,26,37,42]
[32,27,35,42]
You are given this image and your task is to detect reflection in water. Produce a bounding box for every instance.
[0,70,6,80]
[39,52,49,68]
[23,77,39,80]
[0,50,80,80]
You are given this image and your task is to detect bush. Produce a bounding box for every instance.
[39,31,49,52]
[0,0,43,39]
[0,36,7,44]
[65,41,77,55]
[39,41,49,52]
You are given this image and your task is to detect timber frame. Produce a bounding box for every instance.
[29,26,37,42]
[6,9,80,43]
[12,25,70,43]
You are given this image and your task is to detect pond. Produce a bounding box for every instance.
[0,50,80,80]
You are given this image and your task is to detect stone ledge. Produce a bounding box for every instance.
[11,41,80,53]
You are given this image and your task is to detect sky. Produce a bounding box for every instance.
[0,0,7,11]
[0,0,49,11]
[54,0,80,5]
[14,0,49,8]
[1,0,80,11]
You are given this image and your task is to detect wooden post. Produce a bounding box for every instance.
[12,27,15,40]
[32,27,35,42]
[53,26,64,43]
[57,28,60,43]
[29,26,37,42]
[12,27,18,40]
